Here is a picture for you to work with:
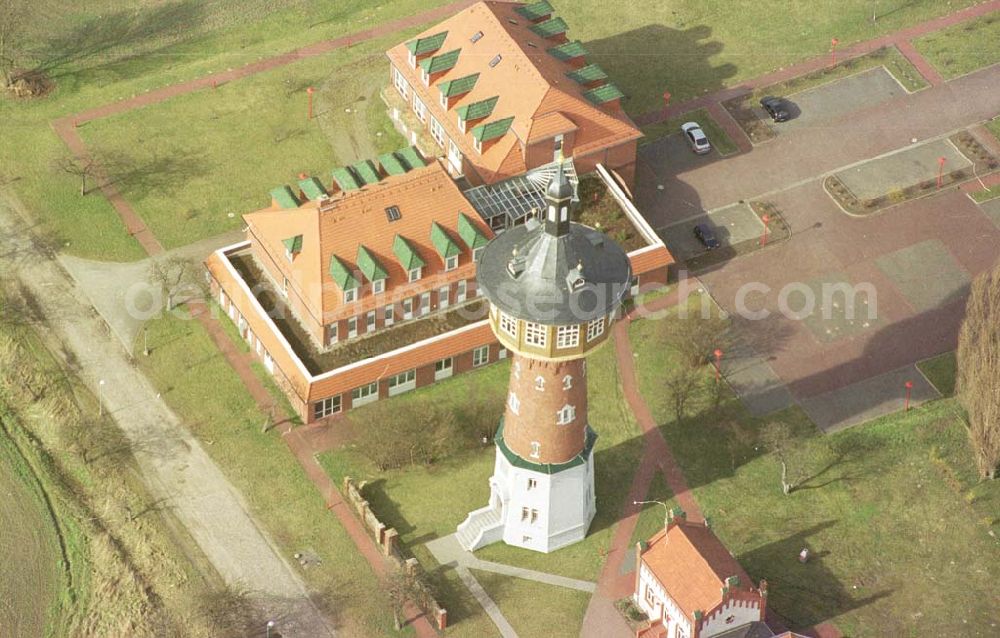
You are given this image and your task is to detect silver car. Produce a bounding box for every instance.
[681,121,711,154]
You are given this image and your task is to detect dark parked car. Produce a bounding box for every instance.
[760,96,791,122]
[693,223,721,249]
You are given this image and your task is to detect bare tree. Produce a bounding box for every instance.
[660,312,733,367]
[52,154,103,196]
[665,366,701,422]
[383,570,428,632]
[760,421,802,495]
[150,255,203,311]
[957,263,1000,479]
[0,0,29,87]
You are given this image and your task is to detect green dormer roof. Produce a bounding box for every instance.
[395,146,425,169]
[472,116,514,143]
[282,235,303,253]
[356,245,388,282]
[406,31,447,56]
[393,235,425,271]
[458,213,489,250]
[547,40,587,61]
[456,96,498,122]
[430,222,461,258]
[351,159,380,185]
[329,255,359,291]
[567,64,607,84]
[378,152,408,176]
[331,166,361,191]
[530,17,567,38]
[419,49,460,75]
[515,0,553,21]
[270,185,301,209]
[583,82,625,105]
[297,176,328,200]
[438,72,479,98]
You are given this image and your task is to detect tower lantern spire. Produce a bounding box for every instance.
[544,160,573,237]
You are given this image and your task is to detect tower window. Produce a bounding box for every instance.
[500,312,519,338]
[508,391,520,415]
[587,316,605,341]
[530,441,541,458]
[560,205,568,222]
[534,376,545,391]
[557,404,576,425]
[524,322,547,347]
[556,324,580,349]
[527,478,537,490]
[563,374,573,390]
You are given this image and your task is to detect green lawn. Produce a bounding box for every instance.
[558,0,969,114]
[471,570,591,638]
[136,305,408,637]
[628,316,1000,636]
[914,11,1000,79]
[917,351,957,396]
[640,107,738,155]
[78,38,408,249]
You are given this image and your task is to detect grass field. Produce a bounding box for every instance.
[914,11,1000,79]
[627,316,1000,636]
[472,570,591,638]
[137,304,408,637]
[917,351,958,396]
[0,425,64,638]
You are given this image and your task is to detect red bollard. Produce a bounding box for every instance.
[904,380,914,411]
[714,348,724,383]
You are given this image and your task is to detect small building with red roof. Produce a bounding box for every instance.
[634,509,773,638]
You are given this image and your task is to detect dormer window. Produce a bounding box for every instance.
[409,267,422,282]
[445,255,459,271]
[440,92,448,109]
[458,116,467,134]
[372,279,385,295]
[408,51,416,68]
[285,247,294,263]
[420,66,429,85]
[473,246,484,262]
[344,287,358,304]
[473,137,483,154]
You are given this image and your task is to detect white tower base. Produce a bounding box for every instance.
[457,427,597,553]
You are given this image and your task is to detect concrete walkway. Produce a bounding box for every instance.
[0,190,337,636]
[426,534,596,593]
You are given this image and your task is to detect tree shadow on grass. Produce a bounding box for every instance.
[32,1,205,84]
[105,150,210,200]
[738,520,892,632]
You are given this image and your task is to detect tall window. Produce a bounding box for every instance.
[456,280,467,302]
[587,316,605,341]
[412,94,427,122]
[393,67,409,98]
[473,345,489,367]
[313,396,342,420]
[384,305,395,326]
[347,316,358,338]
[562,374,573,390]
[403,298,413,320]
[419,292,431,315]
[327,322,338,345]
[556,324,580,349]
[557,404,576,425]
[499,312,518,339]
[366,310,376,332]
[508,391,520,415]
[438,285,450,309]
[524,322,547,348]
[430,116,445,147]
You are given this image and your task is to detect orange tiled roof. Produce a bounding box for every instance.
[386,1,642,183]
[244,159,493,322]
[640,519,753,622]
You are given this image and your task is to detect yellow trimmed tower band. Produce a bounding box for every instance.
[456,161,631,553]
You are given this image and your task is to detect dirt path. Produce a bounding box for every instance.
[0,190,336,637]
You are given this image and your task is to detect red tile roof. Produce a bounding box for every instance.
[386,1,642,183]
[640,519,753,622]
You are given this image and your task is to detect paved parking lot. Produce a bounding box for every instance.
[770,67,907,133]
[657,202,762,260]
[834,138,971,200]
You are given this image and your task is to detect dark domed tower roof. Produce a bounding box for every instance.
[476,165,631,324]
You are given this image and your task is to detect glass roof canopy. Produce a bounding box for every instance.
[464,159,579,232]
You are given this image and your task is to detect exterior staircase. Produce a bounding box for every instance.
[456,504,503,551]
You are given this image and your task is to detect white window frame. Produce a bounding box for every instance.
[327,322,339,345]
[438,286,450,309]
[344,287,357,304]
[556,324,580,349]
[412,94,427,123]
[393,66,409,98]
[313,396,342,420]
[419,292,431,316]
[524,322,547,348]
[448,138,463,174]
[508,391,520,415]
[282,277,289,298]
[285,247,294,263]
[557,404,576,425]
[587,316,606,341]
[439,91,448,109]
[407,51,416,68]
[473,246,485,262]
[388,369,416,396]
[430,115,445,147]
[530,441,540,458]
[534,376,545,391]
[372,278,385,295]
[403,298,413,320]
[384,305,395,326]
[473,136,483,154]
[409,267,422,282]
[420,66,429,86]
[457,279,467,302]
[366,310,376,333]
[352,382,379,407]
[263,350,274,374]
[434,357,453,381]
[473,345,489,367]
[499,312,518,339]
[562,374,573,390]
[347,316,358,338]
[499,347,507,359]
[445,254,459,271]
